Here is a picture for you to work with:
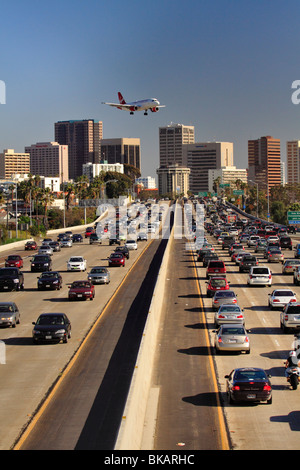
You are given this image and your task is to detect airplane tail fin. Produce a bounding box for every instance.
[118,92,126,104]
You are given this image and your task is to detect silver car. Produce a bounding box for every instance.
[214,304,245,326]
[267,249,284,263]
[212,290,238,311]
[0,302,20,328]
[282,259,300,274]
[214,324,250,354]
[280,302,300,333]
[88,267,110,285]
[61,238,73,248]
[38,245,53,256]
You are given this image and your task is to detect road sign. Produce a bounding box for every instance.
[220,183,230,188]
[287,211,300,222]
[198,192,208,197]
[233,190,244,195]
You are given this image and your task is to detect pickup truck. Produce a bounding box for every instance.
[239,255,259,272]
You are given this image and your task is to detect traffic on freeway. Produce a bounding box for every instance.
[189,199,300,449]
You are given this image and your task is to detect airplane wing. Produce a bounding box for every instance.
[102,102,134,110]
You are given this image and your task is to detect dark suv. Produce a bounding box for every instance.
[31,255,52,272]
[222,236,235,250]
[0,268,24,291]
[279,236,292,250]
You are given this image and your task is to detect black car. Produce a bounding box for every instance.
[37,271,62,290]
[239,255,258,272]
[32,312,71,343]
[109,237,121,246]
[225,367,272,405]
[72,233,83,243]
[89,233,102,244]
[203,253,219,267]
[0,268,24,291]
[114,246,130,259]
[31,255,52,272]
[280,236,292,250]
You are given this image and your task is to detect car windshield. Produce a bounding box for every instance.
[209,262,224,268]
[40,272,58,278]
[252,268,269,274]
[211,279,226,287]
[91,268,106,273]
[71,281,91,288]
[215,291,235,298]
[273,291,294,296]
[0,269,17,276]
[285,260,299,265]
[221,327,245,335]
[33,256,49,262]
[234,370,267,381]
[7,256,19,260]
[219,305,240,312]
[270,250,281,254]
[287,305,300,313]
[69,258,83,262]
[0,304,14,312]
[36,315,65,325]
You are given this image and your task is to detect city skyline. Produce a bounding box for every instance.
[1,0,300,181]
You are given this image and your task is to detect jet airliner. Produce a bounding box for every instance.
[102,92,165,115]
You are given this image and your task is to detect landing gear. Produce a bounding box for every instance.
[144,111,148,115]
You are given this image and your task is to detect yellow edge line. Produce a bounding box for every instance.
[13,237,156,450]
[190,249,230,451]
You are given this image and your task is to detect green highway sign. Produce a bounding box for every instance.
[198,191,208,197]
[233,190,244,195]
[287,211,300,221]
[220,183,230,188]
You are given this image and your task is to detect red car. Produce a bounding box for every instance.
[68,280,95,301]
[25,241,37,251]
[206,277,230,298]
[5,255,23,268]
[85,227,95,238]
[206,260,226,279]
[108,252,125,267]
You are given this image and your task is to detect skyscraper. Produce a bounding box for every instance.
[25,142,69,183]
[286,140,300,185]
[159,123,195,167]
[248,136,281,189]
[100,138,141,170]
[54,120,103,181]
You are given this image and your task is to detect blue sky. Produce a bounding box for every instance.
[1,0,300,182]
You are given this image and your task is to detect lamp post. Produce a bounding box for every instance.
[248,180,259,218]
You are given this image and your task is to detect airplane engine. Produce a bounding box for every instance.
[134,106,139,111]
[151,107,159,112]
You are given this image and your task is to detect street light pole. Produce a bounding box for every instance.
[249,180,259,218]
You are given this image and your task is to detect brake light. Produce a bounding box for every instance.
[245,336,249,343]
[237,314,243,318]
[249,275,253,279]
[269,275,271,279]
[232,385,240,391]
[263,384,271,391]
[290,299,297,302]
[232,299,237,303]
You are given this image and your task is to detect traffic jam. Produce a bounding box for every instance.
[188,199,300,410]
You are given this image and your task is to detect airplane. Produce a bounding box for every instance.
[102,92,165,115]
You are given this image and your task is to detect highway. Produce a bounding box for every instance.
[146,205,300,450]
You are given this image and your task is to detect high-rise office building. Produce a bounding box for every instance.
[182,141,234,193]
[159,123,195,167]
[156,164,190,196]
[25,142,69,183]
[248,136,281,189]
[286,140,300,185]
[100,138,141,170]
[0,149,30,179]
[54,120,103,180]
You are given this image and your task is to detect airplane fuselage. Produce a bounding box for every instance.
[123,98,161,112]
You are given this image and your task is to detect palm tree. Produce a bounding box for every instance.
[40,188,55,229]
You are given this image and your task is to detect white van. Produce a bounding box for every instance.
[247,266,272,287]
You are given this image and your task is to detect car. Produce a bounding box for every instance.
[279,236,292,250]
[67,256,87,271]
[266,235,279,244]
[72,233,83,243]
[5,255,23,268]
[239,255,258,272]
[37,271,62,290]
[282,259,300,274]
[295,244,300,259]
[114,246,130,259]
[89,233,102,244]
[137,232,147,241]
[0,302,20,328]
[225,368,272,404]
[228,243,244,255]
[109,236,121,246]
[247,266,272,286]
[231,249,245,262]
[38,245,53,256]
[25,240,37,250]
[68,280,95,301]
[88,266,110,284]
[206,277,230,297]
[85,227,94,238]
[222,236,236,250]
[280,302,300,333]
[197,247,214,262]
[254,240,268,252]
[263,245,280,259]
[267,249,284,263]
[268,289,297,309]
[212,290,238,310]
[214,324,250,354]
[214,304,244,326]
[202,253,219,267]
[125,239,138,250]
[206,260,226,279]
[49,241,61,252]
[61,237,73,248]
[235,252,251,265]
[108,252,125,267]
[32,312,71,343]
[247,235,260,247]
[31,255,52,272]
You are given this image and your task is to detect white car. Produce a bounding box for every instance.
[268,289,297,309]
[125,239,138,250]
[67,256,87,271]
[247,266,272,287]
[247,235,260,247]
